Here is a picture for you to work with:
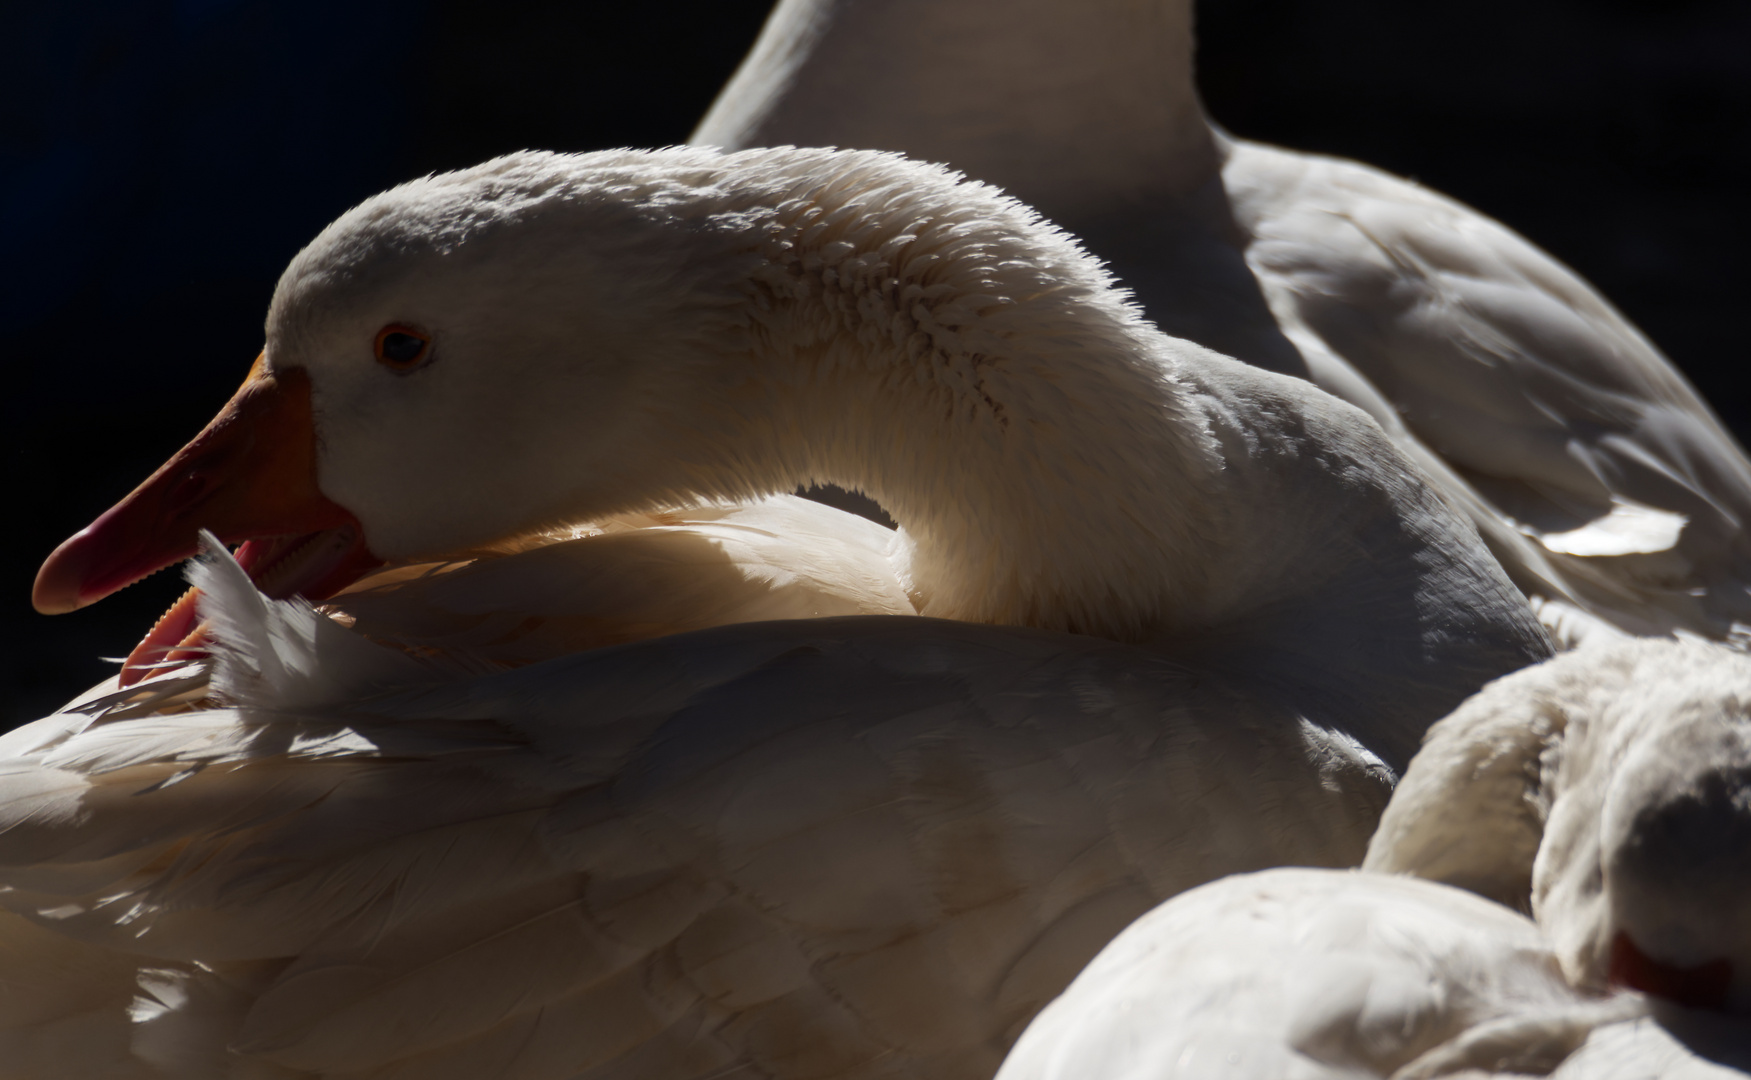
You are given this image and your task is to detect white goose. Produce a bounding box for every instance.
[9,145,1549,1076]
[693,0,1751,643]
[1365,636,1751,1014]
[994,867,1751,1079]
[996,639,1751,1080]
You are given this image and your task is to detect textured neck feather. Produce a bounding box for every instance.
[673,154,1229,640]
[693,0,1216,217]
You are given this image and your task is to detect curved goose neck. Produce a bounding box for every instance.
[708,161,1229,640]
[694,0,1217,216]
[643,152,1547,730]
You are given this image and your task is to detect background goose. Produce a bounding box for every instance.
[692,0,1751,643]
[32,145,1550,769]
[997,639,1751,1080]
[1365,636,1751,1014]
[0,543,1397,1078]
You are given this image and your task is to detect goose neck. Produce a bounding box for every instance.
[727,205,1228,639]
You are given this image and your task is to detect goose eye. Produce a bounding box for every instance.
[373,325,432,371]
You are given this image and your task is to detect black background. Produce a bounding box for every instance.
[5,0,1748,726]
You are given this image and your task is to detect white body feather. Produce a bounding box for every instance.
[0,545,1402,1078]
[1553,1011,1751,1079]
[330,496,914,665]
[995,868,1646,1080]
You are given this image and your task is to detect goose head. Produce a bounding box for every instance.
[1368,637,1751,1013]
[249,154,783,562]
[32,153,730,620]
[1524,641,1751,1015]
[1589,699,1751,1013]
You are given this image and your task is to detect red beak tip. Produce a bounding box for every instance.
[32,595,80,617]
[32,576,91,615]
[33,536,95,615]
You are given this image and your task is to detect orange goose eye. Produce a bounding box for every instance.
[374,325,432,371]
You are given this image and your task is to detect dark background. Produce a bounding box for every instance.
[5,0,1748,726]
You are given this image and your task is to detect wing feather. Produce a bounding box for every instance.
[0,550,1403,1077]
[1231,142,1751,637]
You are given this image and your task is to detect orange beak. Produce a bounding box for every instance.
[32,355,383,680]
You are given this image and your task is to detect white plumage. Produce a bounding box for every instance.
[693,0,1751,641]
[1554,1011,1751,1079]
[996,638,1751,1080]
[10,144,1558,1077]
[0,542,1397,1078]
[993,868,1643,1080]
[331,497,914,664]
[1366,637,1751,1014]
